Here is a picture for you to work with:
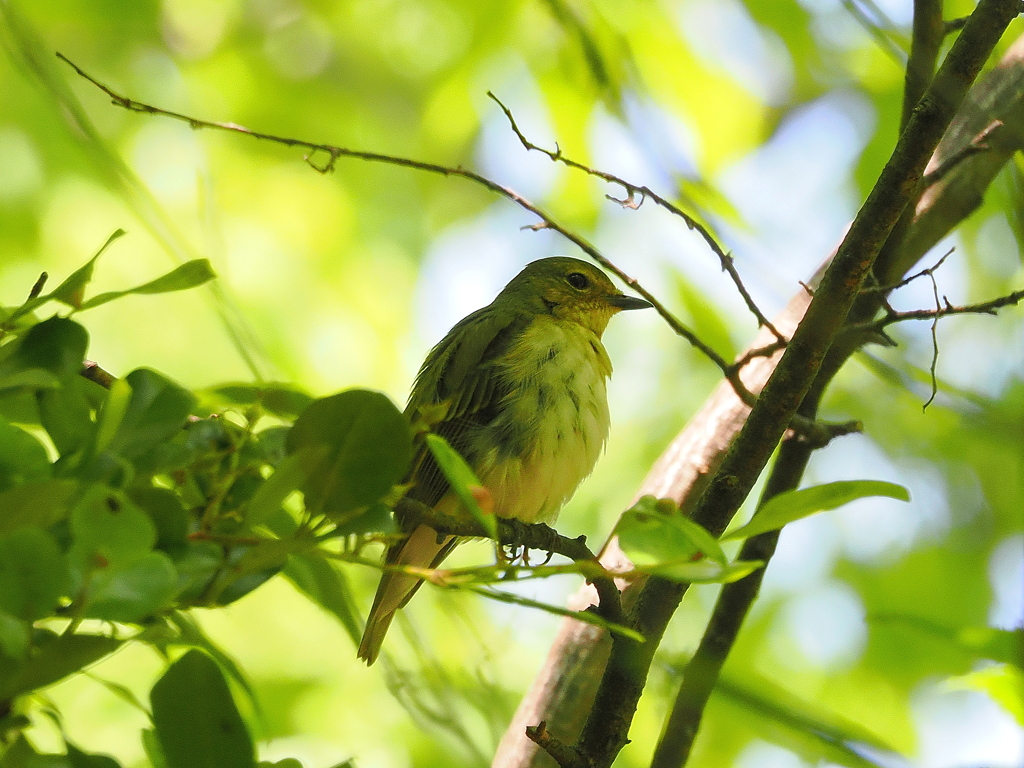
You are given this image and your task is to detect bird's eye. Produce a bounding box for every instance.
[566,272,590,290]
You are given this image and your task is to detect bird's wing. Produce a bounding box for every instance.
[403,305,531,512]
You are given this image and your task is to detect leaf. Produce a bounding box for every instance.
[127,487,189,554]
[83,551,178,622]
[617,496,727,567]
[283,554,361,645]
[945,664,1024,725]
[161,612,259,714]
[643,558,765,584]
[103,369,197,460]
[0,480,77,536]
[77,259,217,310]
[0,632,122,701]
[150,650,257,768]
[285,390,412,519]
[722,480,911,541]
[0,527,70,621]
[469,587,644,642]
[48,229,127,309]
[69,485,156,568]
[38,376,95,457]
[243,448,316,528]
[716,673,901,768]
[206,383,314,420]
[5,316,89,380]
[0,368,61,394]
[0,611,30,660]
[425,433,497,539]
[64,743,123,768]
[0,418,51,493]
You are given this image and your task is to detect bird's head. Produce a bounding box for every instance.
[498,257,651,336]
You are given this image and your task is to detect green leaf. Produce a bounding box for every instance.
[92,378,132,456]
[5,316,89,380]
[283,554,361,645]
[0,418,51,493]
[722,480,911,541]
[205,383,314,419]
[0,480,77,536]
[332,501,396,536]
[150,650,257,768]
[0,632,122,701]
[716,673,900,768]
[48,229,127,309]
[425,433,497,539]
[945,664,1024,725]
[617,496,727,569]
[64,743,123,768]
[69,485,156,568]
[128,487,189,552]
[84,551,178,622]
[78,259,217,311]
[103,369,197,460]
[0,368,61,395]
[0,527,70,621]
[161,613,259,713]
[243,449,315,528]
[38,376,95,457]
[642,558,765,584]
[285,390,412,519]
[0,611,30,659]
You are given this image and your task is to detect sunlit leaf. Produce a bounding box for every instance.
[78,259,217,310]
[617,496,726,566]
[425,433,496,539]
[0,417,51,492]
[722,481,910,541]
[48,229,127,309]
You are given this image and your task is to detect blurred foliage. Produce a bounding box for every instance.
[0,0,1022,767]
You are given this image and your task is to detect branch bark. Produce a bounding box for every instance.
[495,5,1024,766]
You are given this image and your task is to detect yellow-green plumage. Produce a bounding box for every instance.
[357,257,650,664]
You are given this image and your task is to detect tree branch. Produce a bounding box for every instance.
[497,4,1021,767]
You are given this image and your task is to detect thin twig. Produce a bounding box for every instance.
[80,361,116,389]
[487,91,786,344]
[57,53,747,397]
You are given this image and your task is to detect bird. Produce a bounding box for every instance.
[357,256,651,664]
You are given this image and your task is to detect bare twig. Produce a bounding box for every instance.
[525,721,587,768]
[56,53,749,399]
[80,360,116,389]
[486,91,785,344]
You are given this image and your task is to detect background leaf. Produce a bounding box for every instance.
[150,650,257,768]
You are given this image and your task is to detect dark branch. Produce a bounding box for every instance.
[396,498,627,627]
[80,360,116,389]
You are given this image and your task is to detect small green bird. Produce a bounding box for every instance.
[357,256,651,664]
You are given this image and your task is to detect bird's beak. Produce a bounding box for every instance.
[608,294,653,311]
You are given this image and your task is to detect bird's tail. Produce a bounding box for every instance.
[357,524,457,664]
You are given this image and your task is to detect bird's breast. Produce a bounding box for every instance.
[473,316,612,524]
